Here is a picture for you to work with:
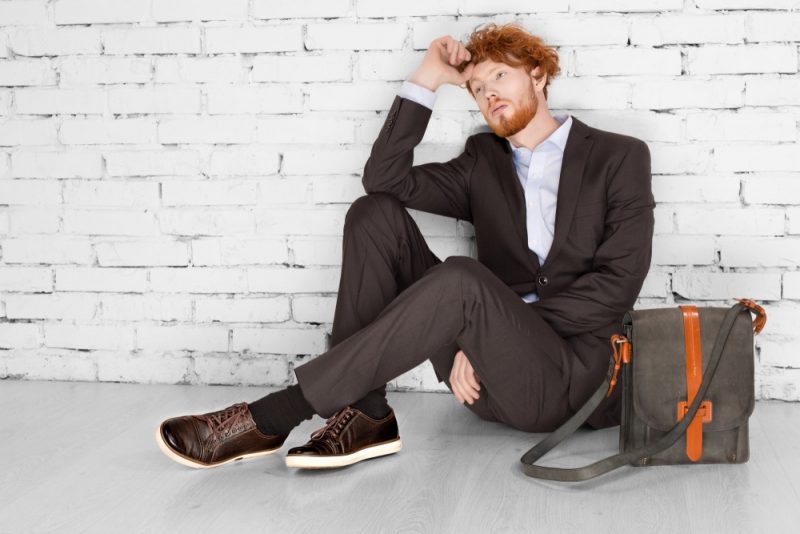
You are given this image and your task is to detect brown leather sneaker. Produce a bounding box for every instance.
[285,405,402,469]
[155,402,288,469]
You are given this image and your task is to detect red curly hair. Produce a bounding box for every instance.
[460,22,561,100]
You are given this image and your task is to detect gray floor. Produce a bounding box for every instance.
[1,380,799,534]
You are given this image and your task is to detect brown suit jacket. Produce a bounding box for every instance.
[362,95,655,429]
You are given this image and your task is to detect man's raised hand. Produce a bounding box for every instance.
[410,35,475,92]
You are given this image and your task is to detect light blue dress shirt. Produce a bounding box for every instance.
[397,80,573,304]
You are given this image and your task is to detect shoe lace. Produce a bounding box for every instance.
[310,406,356,441]
[205,402,250,440]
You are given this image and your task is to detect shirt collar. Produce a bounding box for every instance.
[507,113,572,155]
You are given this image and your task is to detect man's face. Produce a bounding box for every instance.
[468,58,540,138]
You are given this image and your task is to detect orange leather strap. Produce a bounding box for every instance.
[677,305,712,462]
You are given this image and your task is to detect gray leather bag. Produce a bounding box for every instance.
[520,298,767,482]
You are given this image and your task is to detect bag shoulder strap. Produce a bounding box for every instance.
[520,300,761,482]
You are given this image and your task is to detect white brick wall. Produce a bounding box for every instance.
[0,3,798,403]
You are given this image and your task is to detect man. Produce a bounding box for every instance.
[155,22,655,471]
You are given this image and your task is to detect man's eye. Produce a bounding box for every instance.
[497,71,504,78]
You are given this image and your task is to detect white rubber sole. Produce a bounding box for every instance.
[284,437,403,469]
[155,425,283,469]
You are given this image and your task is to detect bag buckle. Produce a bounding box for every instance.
[606,335,630,398]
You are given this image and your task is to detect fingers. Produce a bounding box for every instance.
[450,350,480,405]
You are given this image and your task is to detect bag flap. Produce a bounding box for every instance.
[628,306,755,432]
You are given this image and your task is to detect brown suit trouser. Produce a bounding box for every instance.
[294,193,577,433]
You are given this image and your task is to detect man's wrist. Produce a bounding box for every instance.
[409,70,441,92]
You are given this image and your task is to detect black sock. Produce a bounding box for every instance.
[350,390,392,420]
[248,383,316,436]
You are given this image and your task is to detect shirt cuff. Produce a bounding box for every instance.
[397,80,437,110]
[521,291,540,304]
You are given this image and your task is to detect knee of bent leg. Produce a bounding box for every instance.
[438,255,484,282]
[345,192,405,229]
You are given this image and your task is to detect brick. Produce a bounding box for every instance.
[695,0,800,8]
[59,57,152,85]
[356,0,458,17]
[45,323,134,350]
[652,235,716,265]
[652,175,739,204]
[60,118,157,145]
[638,271,670,298]
[687,45,797,75]
[291,295,336,323]
[0,118,58,146]
[745,77,800,107]
[305,22,406,51]
[632,77,744,109]
[108,87,201,114]
[63,180,158,207]
[97,351,191,384]
[6,207,60,234]
[159,208,255,236]
[54,0,149,24]
[575,47,681,76]
[547,78,630,110]
[289,237,342,268]
[205,26,303,54]
[0,267,52,291]
[524,15,629,46]
[247,266,340,293]
[63,208,158,236]
[281,147,370,175]
[746,12,800,42]
[676,207,784,236]
[0,1,48,26]
[15,88,105,114]
[137,325,229,352]
[256,116,356,144]
[162,179,258,207]
[99,294,192,322]
[312,176,363,205]
[105,150,201,177]
[206,85,303,114]
[719,237,800,268]
[8,27,101,56]
[256,208,346,236]
[12,150,102,179]
[571,0,682,11]
[102,27,201,55]
[743,174,800,205]
[2,350,97,381]
[0,179,61,204]
[672,270,780,300]
[95,240,190,267]
[631,14,744,46]
[714,144,800,173]
[191,237,289,266]
[193,354,289,386]
[575,110,682,143]
[252,0,352,19]
[158,117,256,144]
[55,267,147,292]
[687,111,795,142]
[194,296,291,322]
[0,58,56,86]
[149,267,248,293]
[784,271,800,298]
[252,54,351,82]
[3,237,93,264]
[649,143,710,175]
[231,326,326,353]
[255,177,310,205]
[152,0,248,22]
[5,293,98,320]
[155,57,243,84]
[0,323,41,348]
[207,148,280,177]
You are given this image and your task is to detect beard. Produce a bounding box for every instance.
[488,80,538,138]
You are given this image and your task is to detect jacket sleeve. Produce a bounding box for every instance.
[362,95,475,222]
[529,139,656,338]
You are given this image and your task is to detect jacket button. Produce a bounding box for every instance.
[537,275,549,286]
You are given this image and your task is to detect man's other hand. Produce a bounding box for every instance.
[450,349,481,405]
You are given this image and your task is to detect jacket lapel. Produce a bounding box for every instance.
[491,115,594,272]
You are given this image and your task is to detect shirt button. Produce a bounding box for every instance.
[537,275,549,286]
